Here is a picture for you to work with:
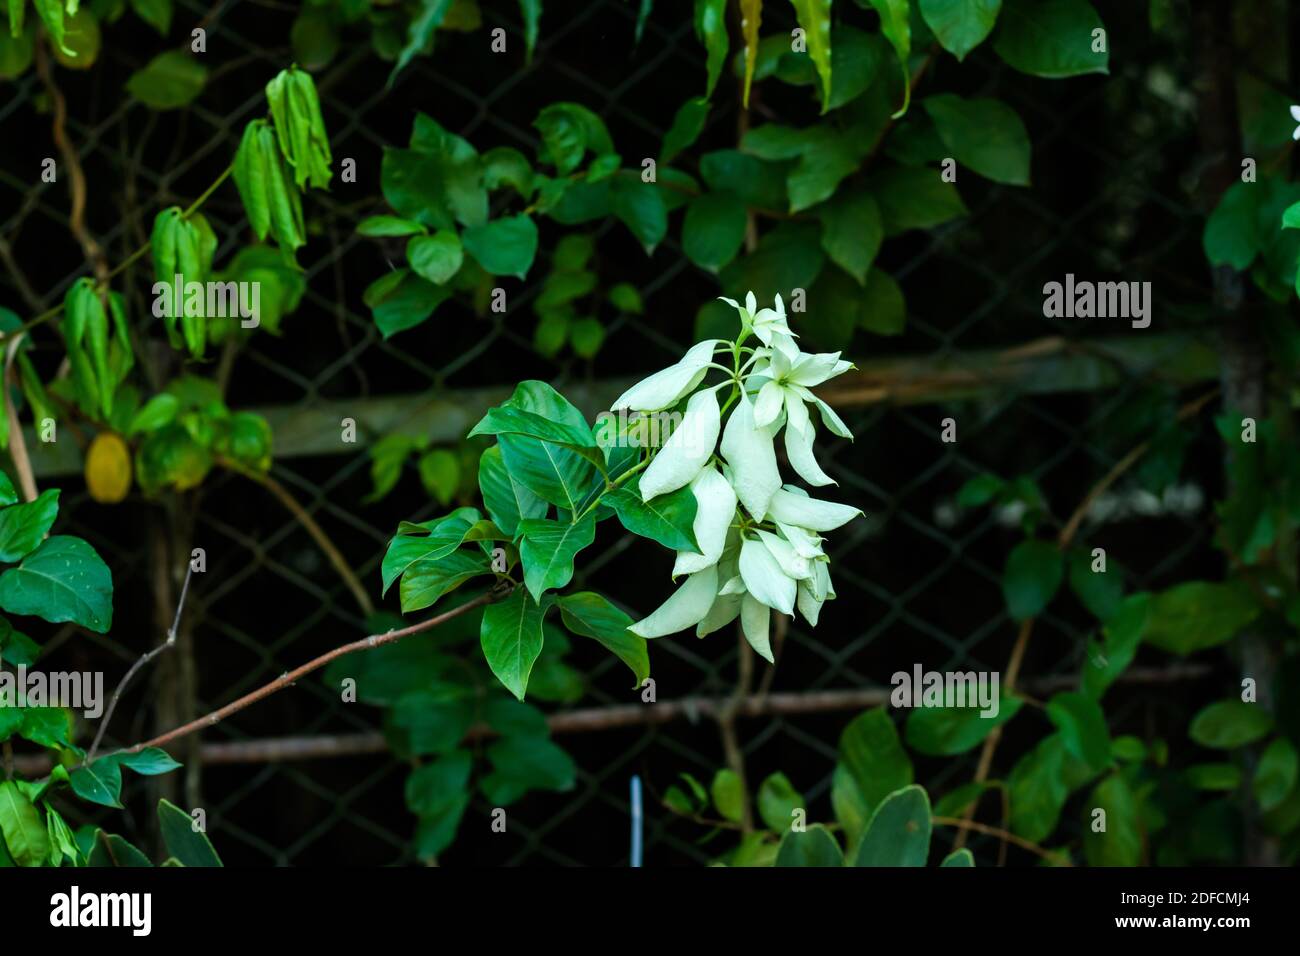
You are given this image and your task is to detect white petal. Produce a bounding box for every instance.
[739,536,796,615]
[784,399,836,487]
[753,381,785,428]
[719,574,747,595]
[1291,105,1300,122]
[697,592,743,637]
[775,520,824,558]
[756,530,812,580]
[789,351,850,387]
[768,486,862,532]
[611,340,721,411]
[640,387,721,500]
[744,290,757,314]
[791,384,853,440]
[797,578,825,627]
[672,465,738,576]
[720,394,781,520]
[740,594,773,662]
[629,565,720,638]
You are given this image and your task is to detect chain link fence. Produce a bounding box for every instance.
[1,0,1229,864]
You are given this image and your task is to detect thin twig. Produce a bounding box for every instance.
[219,458,375,616]
[933,816,1072,867]
[110,585,508,758]
[85,563,195,763]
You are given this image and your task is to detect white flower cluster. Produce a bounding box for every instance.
[612,292,862,661]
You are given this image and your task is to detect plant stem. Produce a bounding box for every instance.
[111,585,509,758]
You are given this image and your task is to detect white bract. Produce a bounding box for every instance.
[617,292,862,661]
[1291,104,1300,140]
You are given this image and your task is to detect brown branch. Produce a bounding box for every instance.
[110,586,507,758]
[219,458,375,617]
[8,662,1210,776]
[34,41,110,286]
[933,816,1072,867]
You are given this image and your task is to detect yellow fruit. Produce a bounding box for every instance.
[85,433,133,504]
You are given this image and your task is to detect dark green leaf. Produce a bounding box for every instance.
[1001,538,1063,620]
[480,587,546,700]
[0,535,113,633]
[853,784,931,866]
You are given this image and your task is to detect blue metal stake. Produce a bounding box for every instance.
[629,775,643,867]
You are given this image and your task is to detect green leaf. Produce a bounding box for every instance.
[398,549,491,613]
[605,481,699,552]
[1008,734,1092,842]
[860,267,906,335]
[1082,774,1140,866]
[1189,700,1274,749]
[661,97,710,164]
[417,448,460,505]
[0,489,59,563]
[70,760,123,808]
[718,221,825,303]
[518,0,542,62]
[0,535,113,633]
[406,751,471,857]
[516,513,597,602]
[871,166,968,233]
[389,0,453,84]
[470,401,597,453]
[480,587,546,700]
[683,191,747,272]
[407,232,463,284]
[1068,547,1123,622]
[32,0,68,53]
[0,782,48,866]
[790,0,833,112]
[610,179,668,254]
[1046,691,1111,771]
[865,0,911,116]
[1082,592,1148,699]
[1185,763,1242,791]
[363,269,451,338]
[481,734,576,803]
[126,51,207,110]
[1144,580,1260,656]
[461,214,538,278]
[923,94,1030,185]
[853,784,931,866]
[499,435,598,512]
[533,102,613,175]
[358,215,427,237]
[757,772,804,831]
[905,698,1023,756]
[993,0,1108,78]
[941,847,976,866]
[693,0,729,98]
[0,472,17,506]
[115,747,182,776]
[129,393,180,434]
[819,188,883,283]
[775,823,844,866]
[478,444,547,537]
[1002,538,1063,620]
[158,798,223,866]
[711,768,745,823]
[555,591,649,686]
[739,0,762,107]
[838,708,913,814]
[1254,738,1298,811]
[919,0,1001,60]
